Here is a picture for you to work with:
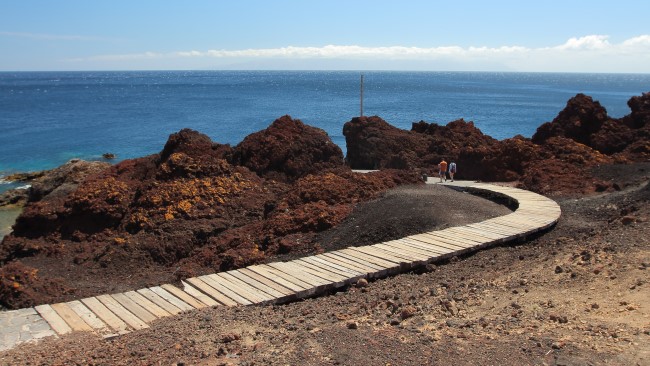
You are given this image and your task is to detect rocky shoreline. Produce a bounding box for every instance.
[0,92,648,312]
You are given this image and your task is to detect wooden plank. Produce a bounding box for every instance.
[400,237,461,253]
[124,291,171,318]
[291,259,350,283]
[287,260,348,285]
[380,241,436,260]
[438,228,486,247]
[320,252,382,273]
[151,286,197,311]
[393,238,453,256]
[159,284,208,309]
[409,233,471,249]
[186,277,240,306]
[467,222,520,236]
[373,243,429,262]
[262,262,324,291]
[80,297,129,333]
[248,264,311,291]
[455,226,505,241]
[234,268,294,297]
[66,300,109,332]
[217,272,277,302]
[300,256,365,278]
[35,304,72,335]
[96,294,149,330]
[179,281,221,307]
[460,224,509,239]
[200,274,255,305]
[342,248,401,268]
[136,288,182,315]
[235,268,295,297]
[111,293,157,323]
[354,244,415,267]
[268,262,331,287]
[247,265,315,296]
[332,250,397,276]
[427,230,482,246]
[50,302,93,332]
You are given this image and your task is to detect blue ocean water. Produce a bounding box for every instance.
[1,71,649,187]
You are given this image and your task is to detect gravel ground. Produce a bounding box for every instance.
[1,165,649,366]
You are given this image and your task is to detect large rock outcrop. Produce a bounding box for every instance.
[234,115,344,181]
[344,92,650,194]
[0,117,420,309]
[533,92,650,159]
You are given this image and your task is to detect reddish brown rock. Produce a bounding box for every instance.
[234,115,344,181]
[533,92,650,159]
[344,116,431,170]
[344,92,649,194]
[0,123,420,308]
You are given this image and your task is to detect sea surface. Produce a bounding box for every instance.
[1,70,649,193]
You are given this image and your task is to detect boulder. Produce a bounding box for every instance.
[234,115,344,181]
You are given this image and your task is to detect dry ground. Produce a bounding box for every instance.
[1,164,649,366]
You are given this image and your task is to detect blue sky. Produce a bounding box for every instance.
[1,0,649,72]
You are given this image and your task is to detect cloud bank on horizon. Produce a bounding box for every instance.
[2,33,649,73]
[57,35,649,73]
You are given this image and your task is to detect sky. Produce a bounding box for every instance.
[1,0,649,73]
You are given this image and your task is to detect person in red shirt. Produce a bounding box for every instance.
[438,159,448,182]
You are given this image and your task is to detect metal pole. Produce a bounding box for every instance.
[360,74,364,117]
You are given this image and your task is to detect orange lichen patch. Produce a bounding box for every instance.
[128,174,260,227]
[113,237,127,246]
[69,176,132,207]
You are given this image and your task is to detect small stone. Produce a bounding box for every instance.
[621,216,635,225]
[591,303,599,309]
[355,278,368,288]
[347,321,358,329]
[221,333,241,343]
[400,306,417,320]
[549,314,568,323]
[555,266,564,274]
[390,319,401,326]
[551,341,565,349]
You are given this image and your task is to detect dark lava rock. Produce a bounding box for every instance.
[344,92,650,195]
[234,115,344,181]
[0,123,420,309]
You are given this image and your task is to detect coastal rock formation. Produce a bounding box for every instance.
[0,116,420,309]
[344,92,650,194]
[533,92,650,159]
[0,160,110,209]
[234,115,344,181]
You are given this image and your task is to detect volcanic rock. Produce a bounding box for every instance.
[343,92,650,194]
[0,123,420,308]
[234,115,344,181]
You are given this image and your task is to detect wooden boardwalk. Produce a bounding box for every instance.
[0,181,561,351]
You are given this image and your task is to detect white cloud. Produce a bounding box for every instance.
[554,35,611,50]
[64,35,650,72]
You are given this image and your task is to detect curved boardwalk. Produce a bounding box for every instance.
[0,181,561,352]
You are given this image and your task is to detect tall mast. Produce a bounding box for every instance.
[360,73,364,117]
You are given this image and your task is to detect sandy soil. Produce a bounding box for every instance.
[1,163,649,366]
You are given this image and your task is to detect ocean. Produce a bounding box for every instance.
[1,70,649,191]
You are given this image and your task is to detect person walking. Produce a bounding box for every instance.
[438,159,448,182]
[449,161,457,182]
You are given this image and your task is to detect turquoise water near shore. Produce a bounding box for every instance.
[1,71,649,178]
